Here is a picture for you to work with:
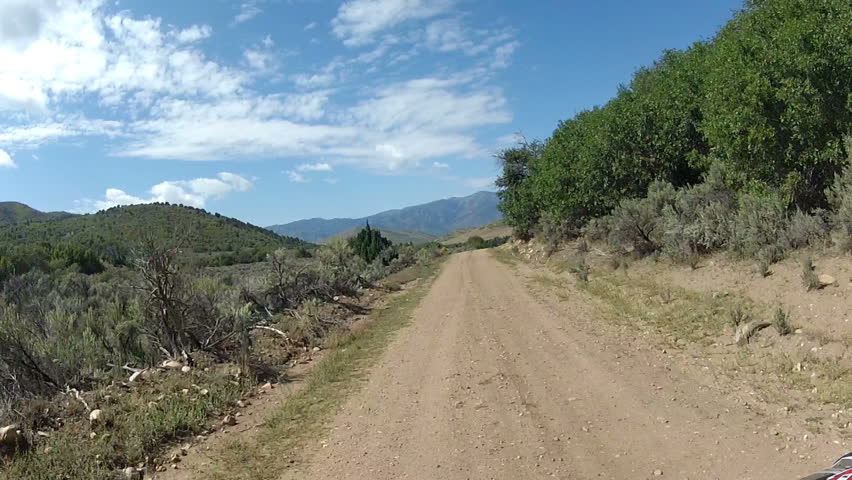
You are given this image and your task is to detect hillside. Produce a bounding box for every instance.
[0,203,306,264]
[0,201,76,226]
[268,191,502,243]
[328,226,438,245]
[440,221,513,245]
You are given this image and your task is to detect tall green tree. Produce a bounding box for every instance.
[349,223,392,264]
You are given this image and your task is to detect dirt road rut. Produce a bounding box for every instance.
[285,250,823,479]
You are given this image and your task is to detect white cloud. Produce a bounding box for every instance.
[464,176,496,189]
[0,149,16,168]
[0,1,248,112]
[432,161,449,169]
[0,1,516,175]
[493,41,520,69]
[175,24,212,43]
[332,0,455,46]
[233,2,262,24]
[292,73,335,88]
[323,178,339,184]
[0,0,57,47]
[74,172,254,212]
[117,71,509,170]
[348,76,510,133]
[0,118,123,148]
[304,22,317,31]
[285,170,307,183]
[244,48,272,71]
[298,162,333,172]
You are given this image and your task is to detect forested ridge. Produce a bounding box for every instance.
[498,0,852,248]
[0,203,308,281]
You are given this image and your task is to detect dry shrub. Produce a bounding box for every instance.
[773,307,793,336]
[801,256,821,291]
[605,181,676,256]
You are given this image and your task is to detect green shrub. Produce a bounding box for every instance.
[660,163,738,259]
[728,304,751,328]
[772,307,793,336]
[730,192,788,261]
[827,137,852,253]
[606,181,676,255]
[536,212,578,255]
[782,209,829,250]
[801,256,821,291]
[349,224,392,264]
[568,256,590,283]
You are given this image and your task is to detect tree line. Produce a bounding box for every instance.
[497,0,852,241]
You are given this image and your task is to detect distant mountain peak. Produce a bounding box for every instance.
[267,191,502,244]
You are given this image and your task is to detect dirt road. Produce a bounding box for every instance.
[284,250,827,479]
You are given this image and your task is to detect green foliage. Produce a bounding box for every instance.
[349,223,392,264]
[605,181,677,255]
[781,209,829,250]
[497,0,852,241]
[495,140,544,240]
[0,203,306,271]
[701,0,852,207]
[730,192,788,262]
[826,138,852,252]
[0,202,76,226]
[49,244,105,274]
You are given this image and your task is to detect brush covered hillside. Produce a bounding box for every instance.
[328,226,438,245]
[496,0,852,267]
[0,203,307,273]
[0,201,76,226]
[268,191,502,243]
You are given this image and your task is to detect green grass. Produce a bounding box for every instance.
[202,259,446,480]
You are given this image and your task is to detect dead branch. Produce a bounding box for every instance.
[253,325,291,342]
[65,387,90,413]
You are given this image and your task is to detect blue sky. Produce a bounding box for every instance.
[0,0,743,226]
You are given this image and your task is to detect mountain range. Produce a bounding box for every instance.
[267,191,503,243]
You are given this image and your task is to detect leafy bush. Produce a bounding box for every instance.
[730,192,788,262]
[660,163,737,259]
[606,181,676,255]
[781,209,829,250]
[536,212,579,255]
[827,137,852,253]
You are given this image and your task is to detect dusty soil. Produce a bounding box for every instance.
[278,250,838,479]
[644,252,852,339]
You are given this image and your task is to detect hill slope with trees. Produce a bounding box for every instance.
[0,203,307,276]
[0,201,76,226]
